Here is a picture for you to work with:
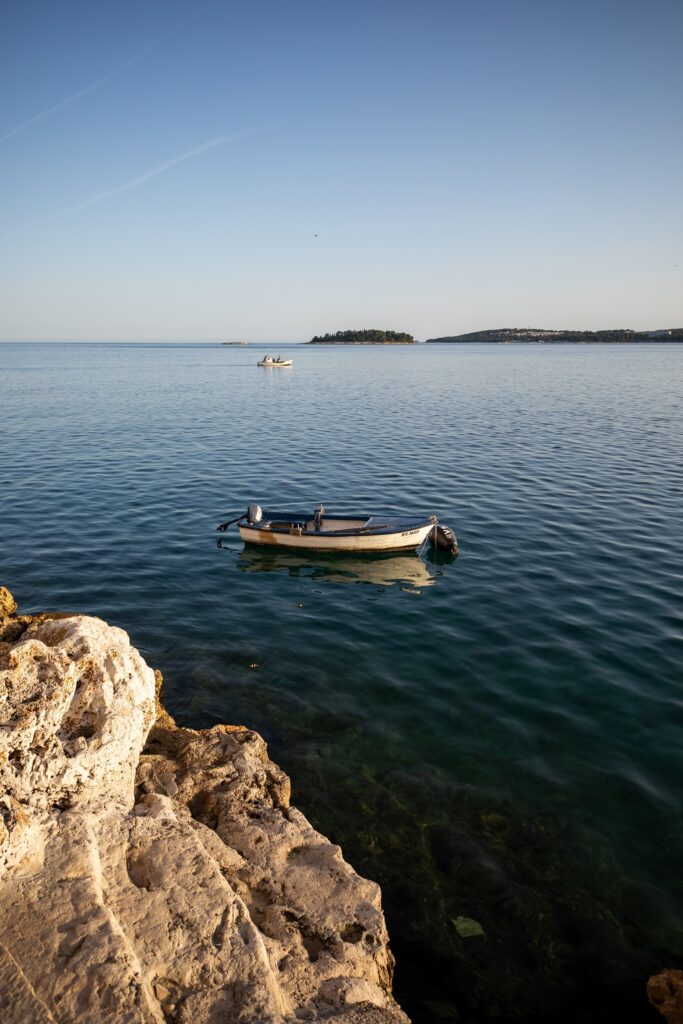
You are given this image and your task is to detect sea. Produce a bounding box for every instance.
[1,341,681,1023]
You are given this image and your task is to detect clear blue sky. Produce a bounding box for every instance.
[1,0,681,340]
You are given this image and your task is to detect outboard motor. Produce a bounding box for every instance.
[431,521,459,556]
[248,504,263,525]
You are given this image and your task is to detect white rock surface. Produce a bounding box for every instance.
[0,608,408,1024]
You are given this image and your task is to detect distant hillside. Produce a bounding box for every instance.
[425,328,683,343]
[308,328,414,345]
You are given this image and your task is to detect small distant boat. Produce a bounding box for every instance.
[223,340,246,346]
[257,355,292,367]
[217,504,458,554]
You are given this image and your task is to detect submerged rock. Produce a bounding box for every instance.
[451,916,485,939]
[0,589,408,1024]
[648,970,683,1023]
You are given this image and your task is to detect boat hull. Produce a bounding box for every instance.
[238,521,433,552]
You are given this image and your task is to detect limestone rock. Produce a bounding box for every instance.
[0,614,156,818]
[136,721,403,1021]
[0,585,30,642]
[0,586,17,617]
[648,971,683,1024]
[0,591,408,1023]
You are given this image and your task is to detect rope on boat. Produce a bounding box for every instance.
[427,514,438,553]
[216,512,247,533]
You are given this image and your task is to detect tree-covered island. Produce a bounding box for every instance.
[308,328,415,344]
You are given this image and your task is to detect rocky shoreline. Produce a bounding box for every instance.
[0,587,408,1024]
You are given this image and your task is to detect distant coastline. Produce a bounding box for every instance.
[425,327,683,344]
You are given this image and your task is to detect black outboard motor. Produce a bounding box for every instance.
[431,521,459,556]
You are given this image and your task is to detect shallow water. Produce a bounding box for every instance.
[2,341,682,1022]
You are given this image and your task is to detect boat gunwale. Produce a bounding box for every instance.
[240,513,433,539]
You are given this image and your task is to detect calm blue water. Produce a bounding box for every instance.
[2,342,682,1022]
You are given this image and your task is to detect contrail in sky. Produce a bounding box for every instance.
[54,131,259,217]
[0,29,174,146]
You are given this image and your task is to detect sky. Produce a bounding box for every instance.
[1,0,681,341]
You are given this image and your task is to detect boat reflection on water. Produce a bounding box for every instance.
[231,545,438,589]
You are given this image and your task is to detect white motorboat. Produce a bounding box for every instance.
[217,504,458,554]
[257,355,292,367]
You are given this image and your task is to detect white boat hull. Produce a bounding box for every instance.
[238,521,433,552]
